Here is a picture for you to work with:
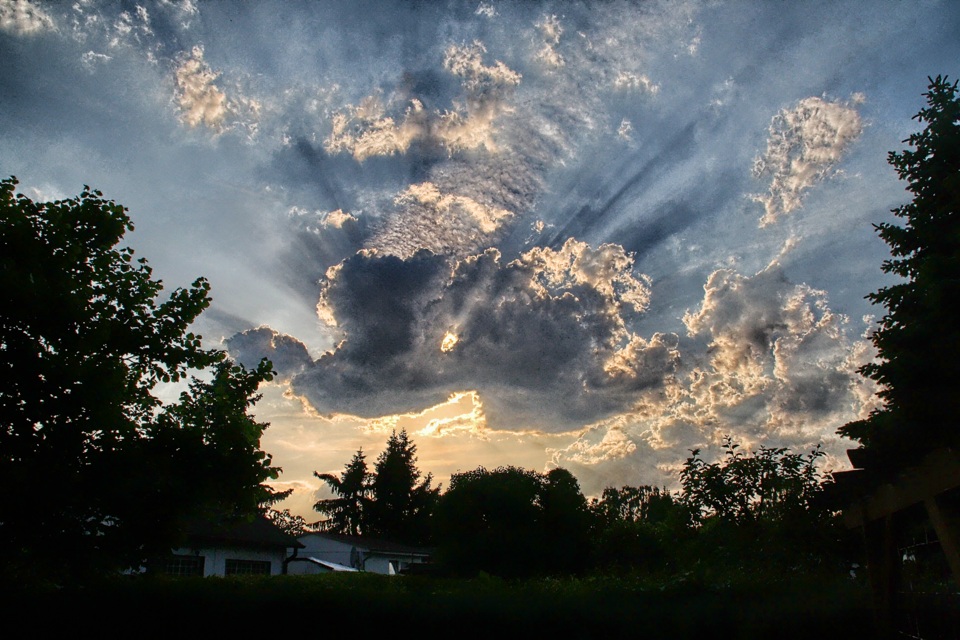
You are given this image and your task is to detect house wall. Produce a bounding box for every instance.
[172,546,287,577]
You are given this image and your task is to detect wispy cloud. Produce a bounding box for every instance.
[752,95,863,226]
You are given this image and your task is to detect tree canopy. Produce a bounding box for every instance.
[433,465,592,577]
[313,430,438,544]
[0,178,283,583]
[839,75,960,469]
[679,437,828,527]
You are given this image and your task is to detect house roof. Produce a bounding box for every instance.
[288,556,359,572]
[299,532,432,557]
[185,515,305,550]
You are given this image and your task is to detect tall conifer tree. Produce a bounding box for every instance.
[840,76,960,468]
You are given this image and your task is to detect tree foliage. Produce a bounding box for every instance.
[267,508,316,538]
[0,178,283,583]
[588,485,686,575]
[674,438,848,574]
[590,484,679,528]
[680,438,828,527]
[314,430,438,544]
[433,465,592,578]
[839,76,960,468]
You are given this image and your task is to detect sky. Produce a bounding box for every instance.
[2,0,958,519]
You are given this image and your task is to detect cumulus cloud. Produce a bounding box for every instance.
[0,0,55,35]
[546,263,877,495]
[552,423,637,466]
[752,96,863,226]
[248,239,676,433]
[680,265,868,438]
[171,44,261,137]
[174,45,229,129]
[315,3,698,264]
[323,209,358,229]
[325,94,428,161]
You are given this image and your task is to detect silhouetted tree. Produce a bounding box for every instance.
[590,485,679,528]
[314,448,371,535]
[839,75,960,470]
[538,468,593,574]
[433,465,591,578]
[366,430,439,545]
[267,508,315,537]
[680,438,827,526]
[678,438,843,573]
[588,484,688,574]
[0,178,283,583]
[433,466,544,577]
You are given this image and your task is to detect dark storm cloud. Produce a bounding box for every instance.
[248,241,680,432]
[225,327,313,382]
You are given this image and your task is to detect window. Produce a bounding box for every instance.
[224,559,272,576]
[160,554,205,577]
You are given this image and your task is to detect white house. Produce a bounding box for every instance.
[158,515,304,577]
[288,532,432,576]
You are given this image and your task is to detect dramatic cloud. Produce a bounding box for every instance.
[681,264,866,438]
[172,44,262,138]
[752,96,863,226]
[325,93,428,162]
[548,263,877,494]
[322,209,358,230]
[381,181,514,256]
[551,423,637,466]
[0,0,54,35]
[263,239,676,433]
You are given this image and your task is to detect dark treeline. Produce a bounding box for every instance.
[306,429,852,581]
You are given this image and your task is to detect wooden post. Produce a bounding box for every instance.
[923,495,960,589]
[863,513,901,639]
